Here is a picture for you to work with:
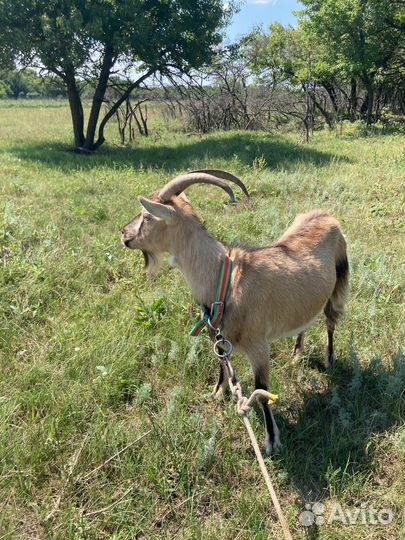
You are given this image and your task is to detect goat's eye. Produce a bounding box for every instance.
[143,214,152,222]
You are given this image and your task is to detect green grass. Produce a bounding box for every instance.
[0,99,70,109]
[0,103,404,539]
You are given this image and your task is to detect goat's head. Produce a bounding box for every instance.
[121,170,249,273]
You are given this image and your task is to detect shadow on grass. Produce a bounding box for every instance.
[1,131,350,174]
[277,350,405,504]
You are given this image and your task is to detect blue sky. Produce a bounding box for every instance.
[225,0,302,41]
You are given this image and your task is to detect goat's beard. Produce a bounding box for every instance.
[142,250,164,278]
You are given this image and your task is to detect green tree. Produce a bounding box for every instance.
[0,79,12,98]
[0,69,68,98]
[301,0,405,124]
[0,0,230,150]
[245,22,339,128]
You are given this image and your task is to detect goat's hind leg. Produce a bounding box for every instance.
[324,300,339,369]
[246,342,280,456]
[324,254,349,369]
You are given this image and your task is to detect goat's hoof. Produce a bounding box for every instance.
[265,436,281,457]
[325,353,335,370]
[292,351,303,363]
[210,386,224,400]
[292,348,303,360]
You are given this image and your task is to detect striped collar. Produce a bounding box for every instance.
[189,256,233,336]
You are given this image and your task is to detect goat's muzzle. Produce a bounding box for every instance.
[123,238,133,248]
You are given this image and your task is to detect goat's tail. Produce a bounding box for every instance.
[324,237,349,326]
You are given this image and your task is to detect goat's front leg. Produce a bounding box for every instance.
[293,332,305,358]
[211,359,229,399]
[246,342,280,456]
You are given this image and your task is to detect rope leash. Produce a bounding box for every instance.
[188,258,292,538]
[214,336,293,540]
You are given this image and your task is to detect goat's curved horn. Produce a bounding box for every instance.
[190,169,250,198]
[158,170,249,203]
[159,173,235,202]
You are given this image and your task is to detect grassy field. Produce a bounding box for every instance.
[0,102,404,539]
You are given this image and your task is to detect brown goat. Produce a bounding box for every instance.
[121,170,349,454]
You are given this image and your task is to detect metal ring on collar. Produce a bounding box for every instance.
[213,338,233,358]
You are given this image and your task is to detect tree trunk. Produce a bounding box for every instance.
[322,81,339,113]
[374,84,383,122]
[83,48,114,150]
[302,84,311,143]
[312,96,333,128]
[365,83,374,126]
[92,69,155,150]
[349,78,357,121]
[65,69,84,148]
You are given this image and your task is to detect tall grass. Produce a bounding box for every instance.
[0,104,404,539]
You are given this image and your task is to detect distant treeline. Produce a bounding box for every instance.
[0,70,67,99]
[0,70,152,101]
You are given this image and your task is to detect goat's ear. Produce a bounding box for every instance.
[139,197,175,223]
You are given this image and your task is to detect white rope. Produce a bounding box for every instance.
[224,357,293,540]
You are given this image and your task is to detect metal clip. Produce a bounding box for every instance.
[207,316,224,332]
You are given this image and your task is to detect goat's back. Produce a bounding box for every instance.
[226,210,347,346]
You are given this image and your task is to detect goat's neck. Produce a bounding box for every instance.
[171,226,227,306]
